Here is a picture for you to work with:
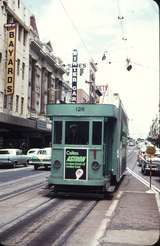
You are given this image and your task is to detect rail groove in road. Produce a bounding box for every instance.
[0,172,48,188]
[0,181,45,202]
[0,198,97,246]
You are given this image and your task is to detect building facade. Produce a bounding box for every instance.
[148,115,160,147]
[0,0,70,150]
[77,89,89,103]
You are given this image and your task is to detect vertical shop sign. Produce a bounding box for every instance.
[5,24,16,95]
[71,49,78,103]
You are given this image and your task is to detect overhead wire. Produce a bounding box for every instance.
[116,0,127,42]
[58,0,93,60]
[115,0,133,70]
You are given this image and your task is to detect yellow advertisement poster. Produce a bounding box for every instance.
[5,24,16,95]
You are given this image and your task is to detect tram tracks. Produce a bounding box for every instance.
[0,172,98,246]
[0,181,46,202]
[0,172,49,200]
[0,198,97,246]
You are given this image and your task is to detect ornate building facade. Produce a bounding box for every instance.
[0,0,71,149]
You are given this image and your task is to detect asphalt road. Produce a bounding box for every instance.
[0,165,49,183]
[0,147,159,246]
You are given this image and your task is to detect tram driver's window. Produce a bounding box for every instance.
[65,121,89,145]
[54,121,62,144]
[92,122,102,145]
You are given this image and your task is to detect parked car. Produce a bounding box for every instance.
[137,147,146,166]
[141,148,160,175]
[0,149,29,168]
[27,148,40,160]
[29,147,52,170]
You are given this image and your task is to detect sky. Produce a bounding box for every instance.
[24,0,159,139]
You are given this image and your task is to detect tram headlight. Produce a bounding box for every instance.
[92,161,100,170]
[53,160,61,169]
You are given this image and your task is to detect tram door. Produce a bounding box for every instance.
[103,119,114,175]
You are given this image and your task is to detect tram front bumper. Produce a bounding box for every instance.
[48,175,110,188]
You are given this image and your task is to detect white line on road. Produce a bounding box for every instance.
[127,168,160,212]
[127,167,160,193]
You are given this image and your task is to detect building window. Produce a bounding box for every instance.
[21,97,24,114]
[9,96,13,111]
[16,95,19,112]
[3,95,7,109]
[18,25,22,42]
[22,62,25,80]
[17,59,20,75]
[18,0,20,8]
[23,30,27,46]
[7,14,13,24]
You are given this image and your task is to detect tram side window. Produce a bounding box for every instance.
[65,121,89,145]
[92,122,102,145]
[54,121,62,144]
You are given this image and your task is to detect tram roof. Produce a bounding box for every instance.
[47,103,119,118]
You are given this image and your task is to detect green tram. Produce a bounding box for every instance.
[47,102,128,195]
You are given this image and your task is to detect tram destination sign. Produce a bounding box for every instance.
[65,148,87,180]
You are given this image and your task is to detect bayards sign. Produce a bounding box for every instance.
[71,49,78,103]
[5,24,16,95]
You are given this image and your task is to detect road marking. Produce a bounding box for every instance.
[92,199,120,246]
[127,167,160,193]
[127,167,160,212]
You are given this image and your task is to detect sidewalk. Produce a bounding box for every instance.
[99,173,160,246]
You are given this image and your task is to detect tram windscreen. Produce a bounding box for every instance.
[92,122,102,145]
[54,121,62,144]
[65,121,89,145]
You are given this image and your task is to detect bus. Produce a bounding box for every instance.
[47,101,128,196]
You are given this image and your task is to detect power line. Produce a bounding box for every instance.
[58,0,93,59]
[116,0,128,41]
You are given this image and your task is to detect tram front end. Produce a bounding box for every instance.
[47,104,124,196]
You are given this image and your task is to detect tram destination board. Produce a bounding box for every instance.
[64,148,88,180]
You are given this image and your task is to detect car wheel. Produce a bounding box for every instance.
[12,162,16,168]
[143,168,148,175]
[24,161,29,167]
[141,165,147,175]
[34,165,38,170]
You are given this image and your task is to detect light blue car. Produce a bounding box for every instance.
[0,149,29,168]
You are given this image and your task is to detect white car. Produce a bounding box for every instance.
[29,147,52,170]
[27,148,40,160]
